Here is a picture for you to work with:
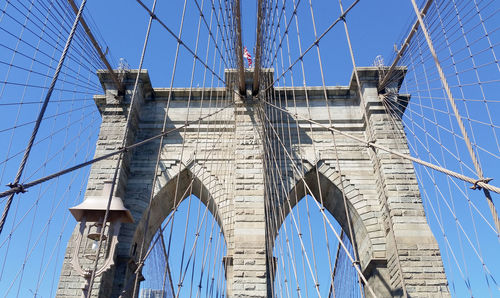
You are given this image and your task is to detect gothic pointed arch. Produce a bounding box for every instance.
[274,164,380,271]
[131,159,228,259]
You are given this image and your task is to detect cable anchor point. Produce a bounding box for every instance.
[366,139,376,149]
[470,178,493,190]
[7,183,26,194]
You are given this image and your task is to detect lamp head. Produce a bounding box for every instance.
[69,181,134,224]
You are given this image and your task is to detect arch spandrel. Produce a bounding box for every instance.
[131,161,229,259]
[276,165,383,271]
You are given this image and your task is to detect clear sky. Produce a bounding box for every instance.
[83,0,417,87]
[0,0,498,297]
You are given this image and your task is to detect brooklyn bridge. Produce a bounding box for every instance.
[0,0,498,297]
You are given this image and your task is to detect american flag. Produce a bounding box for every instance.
[243,47,252,68]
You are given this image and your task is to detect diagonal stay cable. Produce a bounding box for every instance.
[0,0,88,236]
[384,99,497,234]
[409,0,500,236]
[256,101,378,298]
[192,0,230,68]
[0,6,104,79]
[0,104,231,199]
[261,100,500,195]
[264,0,302,69]
[135,0,229,86]
[305,0,364,292]
[0,104,95,134]
[85,0,162,292]
[119,101,233,295]
[262,0,360,91]
[0,98,94,106]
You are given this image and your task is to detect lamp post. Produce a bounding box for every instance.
[69,181,134,297]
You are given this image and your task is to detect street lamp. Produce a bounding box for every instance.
[69,181,134,296]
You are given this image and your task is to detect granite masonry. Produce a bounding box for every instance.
[57,68,449,297]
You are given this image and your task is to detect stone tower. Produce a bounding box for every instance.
[57,68,450,297]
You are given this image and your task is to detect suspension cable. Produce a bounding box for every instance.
[0,0,89,236]
[409,0,500,236]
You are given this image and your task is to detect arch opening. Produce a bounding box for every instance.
[274,168,373,267]
[140,195,227,297]
[271,195,363,297]
[268,167,376,296]
[131,166,228,297]
[133,167,227,254]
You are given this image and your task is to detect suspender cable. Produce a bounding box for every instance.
[0,105,231,200]
[66,0,123,93]
[85,0,159,295]
[252,0,263,95]
[378,0,434,92]
[409,0,500,236]
[233,0,245,95]
[337,0,407,294]
[263,100,500,194]
[0,0,88,236]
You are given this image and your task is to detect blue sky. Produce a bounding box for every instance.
[0,0,498,297]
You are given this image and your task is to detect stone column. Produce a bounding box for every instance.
[360,69,450,297]
[56,70,149,297]
[226,92,268,297]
